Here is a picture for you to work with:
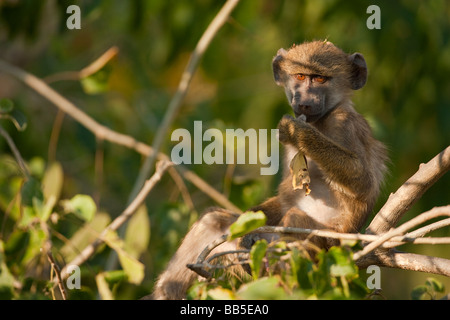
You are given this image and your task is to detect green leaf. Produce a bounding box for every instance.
[19,177,46,224]
[28,157,45,179]
[249,239,267,280]
[206,287,235,300]
[80,66,111,95]
[411,285,429,300]
[0,241,15,300]
[60,212,111,262]
[290,248,314,290]
[96,272,114,300]
[116,248,145,285]
[426,277,444,293]
[228,211,266,240]
[124,205,150,259]
[0,98,14,113]
[104,270,127,284]
[21,177,43,207]
[103,230,145,285]
[21,228,46,266]
[238,276,287,300]
[4,230,29,257]
[42,162,63,203]
[326,247,358,278]
[63,194,97,222]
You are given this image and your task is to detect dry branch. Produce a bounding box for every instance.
[375,250,450,277]
[40,220,68,300]
[43,46,119,83]
[367,145,450,235]
[354,205,450,260]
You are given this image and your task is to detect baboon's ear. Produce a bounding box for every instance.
[349,53,367,90]
[272,48,287,86]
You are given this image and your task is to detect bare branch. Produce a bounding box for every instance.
[360,250,450,277]
[41,221,67,300]
[45,250,68,300]
[354,205,450,260]
[367,146,450,235]
[254,225,450,246]
[43,46,119,83]
[404,217,450,239]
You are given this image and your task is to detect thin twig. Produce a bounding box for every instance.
[48,109,65,163]
[0,124,30,179]
[43,46,119,83]
[41,221,67,300]
[60,160,173,279]
[94,136,104,206]
[253,225,450,246]
[167,166,195,211]
[404,217,450,239]
[354,205,450,261]
[45,250,68,300]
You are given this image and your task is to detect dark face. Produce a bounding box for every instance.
[284,72,333,122]
[272,42,367,123]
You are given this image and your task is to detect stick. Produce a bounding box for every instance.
[354,205,450,260]
[367,146,450,235]
[43,46,119,83]
[45,250,68,300]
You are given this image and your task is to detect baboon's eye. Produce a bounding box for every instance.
[295,74,306,81]
[313,75,328,84]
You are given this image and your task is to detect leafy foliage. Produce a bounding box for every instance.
[411,278,446,300]
[0,156,149,299]
[187,243,371,300]
[228,211,266,240]
[187,212,369,300]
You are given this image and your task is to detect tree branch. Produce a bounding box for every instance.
[367,145,450,235]
[356,249,450,277]
[43,46,119,83]
[354,205,450,260]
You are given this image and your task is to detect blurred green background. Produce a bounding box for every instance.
[0,0,449,299]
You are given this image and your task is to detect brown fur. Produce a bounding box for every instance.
[150,40,388,300]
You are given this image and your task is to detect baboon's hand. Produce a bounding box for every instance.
[277,114,308,145]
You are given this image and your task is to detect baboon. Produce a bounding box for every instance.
[150,40,388,300]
